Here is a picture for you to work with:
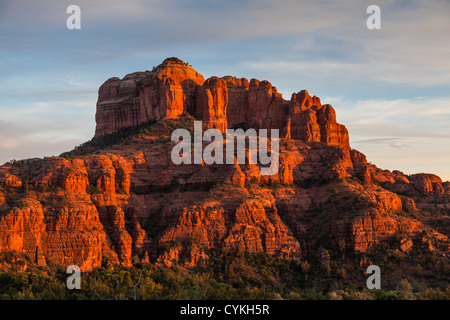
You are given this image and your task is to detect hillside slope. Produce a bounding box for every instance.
[0,59,448,291]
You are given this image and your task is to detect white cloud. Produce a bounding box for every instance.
[236,0,450,87]
[0,98,95,164]
[333,96,450,181]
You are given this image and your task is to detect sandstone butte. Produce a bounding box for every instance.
[0,57,449,272]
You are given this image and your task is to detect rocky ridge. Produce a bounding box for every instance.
[95,57,349,149]
[0,57,448,272]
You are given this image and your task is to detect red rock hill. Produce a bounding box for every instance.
[0,58,448,272]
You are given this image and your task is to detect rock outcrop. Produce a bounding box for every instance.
[330,214,424,252]
[95,57,205,137]
[0,57,448,272]
[94,58,350,150]
[370,166,449,195]
[196,77,228,131]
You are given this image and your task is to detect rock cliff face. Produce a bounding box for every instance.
[0,58,448,272]
[95,58,205,137]
[94,58,350,150]
[369,166,450,195]
[196,77,228,131]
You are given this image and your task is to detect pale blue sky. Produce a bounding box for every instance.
[1,0,449,180]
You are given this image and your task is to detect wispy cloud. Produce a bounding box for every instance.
[0,98,95,163]
[332,96,450,181]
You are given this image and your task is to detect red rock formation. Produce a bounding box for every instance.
[0,125,448,271]
[223,200,301,259]
[246,79,286,131]
[371,167,448,195]
[350,150,372,184]
[94,58,349,151]
[43,201,116,271]
[0,199,46,263]
[129,209,148,256]
[0,58,448,273]
[0,173,22,188]
[101,206,132,267]
[287,91,349,149]
[0,194,119,271]
[443,182,450,194]
[95,57,205,137]
[400,238,413,252]
[31,158,88,193]
[196,77,228,131]
[330,213,424,252]
[85,156,116,193]
[222,76,249,128]
[317,104,349,149]
[409,173,444,193]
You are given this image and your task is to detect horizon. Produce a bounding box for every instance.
[1,0,449,181]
